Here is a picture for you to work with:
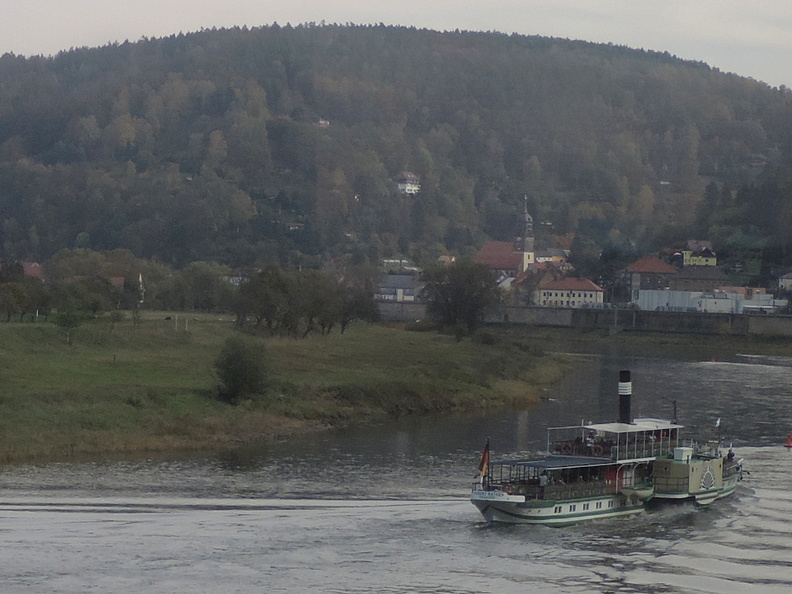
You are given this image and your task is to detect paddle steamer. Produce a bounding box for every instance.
[471,371,678,525]
[471,370,745,524]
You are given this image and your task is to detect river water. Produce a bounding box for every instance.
[1,354,792,593]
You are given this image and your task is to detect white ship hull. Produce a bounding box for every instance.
[470,485,644,526]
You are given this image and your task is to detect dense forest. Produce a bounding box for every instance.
[2,24,792,279]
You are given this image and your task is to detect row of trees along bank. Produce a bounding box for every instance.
[0,249,381,338]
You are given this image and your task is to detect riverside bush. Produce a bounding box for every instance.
[214,336,268,403]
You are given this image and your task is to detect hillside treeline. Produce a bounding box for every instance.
[1,24,792,273]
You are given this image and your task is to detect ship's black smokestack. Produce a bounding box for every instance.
[619,370,632,424]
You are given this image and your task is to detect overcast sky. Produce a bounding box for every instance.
[2,1,791,88]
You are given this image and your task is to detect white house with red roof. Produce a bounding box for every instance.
[537,277,604,308]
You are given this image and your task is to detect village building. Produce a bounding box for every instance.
[474,198,535,278]
[670,265,729,292]
[633,287,782,314]
[474,241,532,279]
[374,273,421,303]
[626,255,679,301]
[683,240,717,266]
[778,272,792,293]
[537,277,604,308]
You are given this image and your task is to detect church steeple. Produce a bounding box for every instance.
[521,195,534,254]
[513,195,535,273]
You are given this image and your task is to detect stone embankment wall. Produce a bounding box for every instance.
[378,302,792,336]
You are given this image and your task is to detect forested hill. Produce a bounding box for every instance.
[1,24,791,272]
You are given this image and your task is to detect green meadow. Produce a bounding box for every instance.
[0,315,566,464]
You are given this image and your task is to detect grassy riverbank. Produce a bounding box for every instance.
[4,316,790,465]
[0,316,567,464]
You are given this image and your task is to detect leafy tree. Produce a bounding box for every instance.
[51,277,121,318]
[235,266,295,333]
[214,335,268,403]
[53,309,88,345]
[421,260,499,331]
[19,276,51,320]
[0,282,25,322]
[295,269,341,336]
[178,261,234,311]
[338,266,380,333]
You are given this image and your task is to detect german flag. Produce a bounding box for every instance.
[478,438,490,480]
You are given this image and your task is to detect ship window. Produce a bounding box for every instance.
[569,505,576,512]
[596,502,602,509]
[583,503,589,511]
[554,506,562,513]
[608,501,614,508]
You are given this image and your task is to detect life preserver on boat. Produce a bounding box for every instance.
[593,445,604,456]
[561,442,573,455]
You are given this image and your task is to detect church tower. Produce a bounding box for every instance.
[517,195,535,271]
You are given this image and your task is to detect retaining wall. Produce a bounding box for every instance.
[377,302,792,337]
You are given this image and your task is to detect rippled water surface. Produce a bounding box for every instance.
[1,355,791,593]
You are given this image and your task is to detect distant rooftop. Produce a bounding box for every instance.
[542,277,603,292]
[474,240,523,271]
[627,255,678,274]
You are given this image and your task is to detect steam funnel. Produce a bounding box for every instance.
[618,370,632,424]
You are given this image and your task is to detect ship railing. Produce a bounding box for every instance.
[611,442,679,461]
[485,478,620,501]
[542,480,614,501]
[551,438,679,461]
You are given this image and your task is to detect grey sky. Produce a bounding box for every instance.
[1,1,791,88]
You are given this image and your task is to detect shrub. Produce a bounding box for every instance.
[214,335,268,404]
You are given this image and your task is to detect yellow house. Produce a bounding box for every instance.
[683,240,717,266]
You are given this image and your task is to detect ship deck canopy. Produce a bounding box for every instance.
[551,417,684,435]
[546,417,684,461]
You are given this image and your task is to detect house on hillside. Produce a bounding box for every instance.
[537,277,604,308]
[381,259,420,274]
[626,255,678,301]
[395,171,421,195]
